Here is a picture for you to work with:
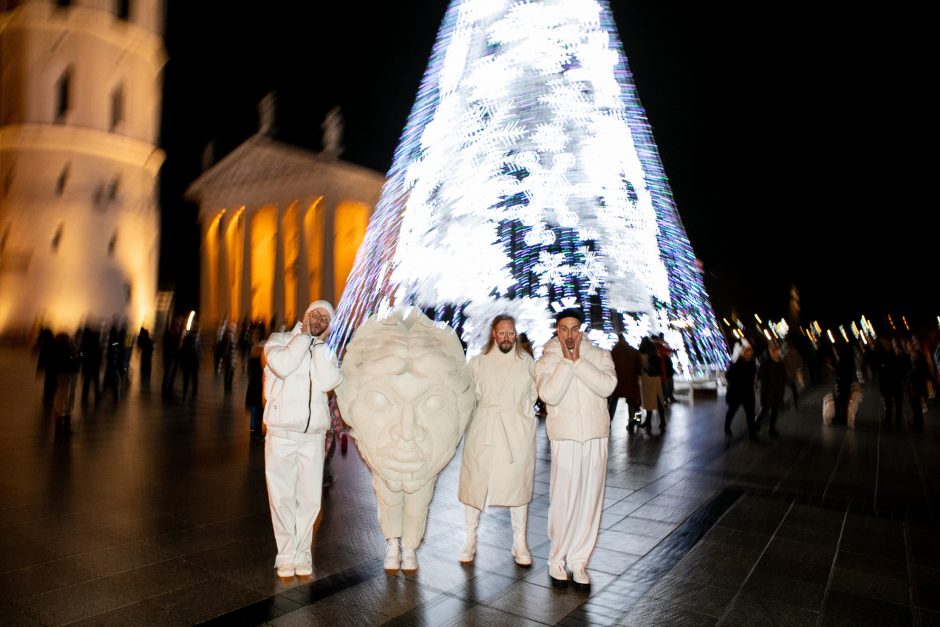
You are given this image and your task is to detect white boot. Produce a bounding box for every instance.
[401,546,418,573]
[458,505,481,563]
[510,505,532,567]
[384,538,401,572]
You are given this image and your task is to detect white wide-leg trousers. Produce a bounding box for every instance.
[265,433,325,566]
[548,437,608,570]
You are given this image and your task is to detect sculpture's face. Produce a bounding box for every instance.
[338,310,474,493]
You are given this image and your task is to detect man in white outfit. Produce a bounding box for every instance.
[457,315,537,566]
[263,300,343,578]
[535,308,616,590]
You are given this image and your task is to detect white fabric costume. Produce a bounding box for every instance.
[263,301,343,569]
[535,337,616,575]
[457,347,537,562]
[337,309,474,572]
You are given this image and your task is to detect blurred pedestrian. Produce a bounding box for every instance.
[179,328,200,403]
[162,317,182,398]
[874,336,904,430]
[638,337,666,432]
[783,339,803,409]
[609,333,642,431]
[80,323,102,404]
[833,343,856,424]
[137,327,154,384]
[102,324,123,402]
[246,341,264,441]
[51,332,80,422]
[757,342,786,438]
[725,341,757,440]
[36,327,57,404]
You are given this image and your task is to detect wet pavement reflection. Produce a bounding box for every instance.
[0,346,937,625]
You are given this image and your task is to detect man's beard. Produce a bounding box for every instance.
[498,342,514,354]
[565,340,575,350]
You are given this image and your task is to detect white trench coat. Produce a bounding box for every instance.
[458,348,538,509]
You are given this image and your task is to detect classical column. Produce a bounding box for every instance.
[296,203,310,314]
[200,213,214,324]
[272,205,286,328]
[239,209,252,320]
[217,210,231,326]
[321,198,337,304]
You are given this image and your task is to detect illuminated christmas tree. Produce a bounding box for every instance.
[333,0,727,375]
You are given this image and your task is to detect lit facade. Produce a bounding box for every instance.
[0,0,165,337]
[186,134,384,330]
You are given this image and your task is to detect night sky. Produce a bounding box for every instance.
[158,1,933,330]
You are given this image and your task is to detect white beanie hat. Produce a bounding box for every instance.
[305,300,335,331]
[306,300,335,317]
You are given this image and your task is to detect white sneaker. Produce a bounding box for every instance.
[548,563,568,588]
[401,547,418,573]
[571,564,591,590]
[384,538,401,572]
[276,563,294,578]
[294,562,313,577]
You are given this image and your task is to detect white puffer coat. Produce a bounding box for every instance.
[263,323,343,437]
[535,338,617,442]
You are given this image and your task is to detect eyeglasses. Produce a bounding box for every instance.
[496,331,516,339]
[309,311,330,323]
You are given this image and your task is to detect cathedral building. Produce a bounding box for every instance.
[0,0,166,337]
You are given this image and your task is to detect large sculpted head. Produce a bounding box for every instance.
[337,308,474,493]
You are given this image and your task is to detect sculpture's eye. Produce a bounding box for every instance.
[365,390,389,409]
[422,394,447,412]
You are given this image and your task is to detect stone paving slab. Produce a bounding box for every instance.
[0,346,937,625]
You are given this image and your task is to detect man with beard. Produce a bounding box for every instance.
[535,308,617,590]
[263,301,343,578]
[457,315,538,566]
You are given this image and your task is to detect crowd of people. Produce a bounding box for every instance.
[29,306,937,591]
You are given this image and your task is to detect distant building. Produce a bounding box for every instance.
[185,105,384,330]
[0,0,166,337]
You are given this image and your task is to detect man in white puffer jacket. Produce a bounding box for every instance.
[535,308,617,591]
[263,300,343,578]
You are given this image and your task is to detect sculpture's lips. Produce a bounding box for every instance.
[378,444,427,473]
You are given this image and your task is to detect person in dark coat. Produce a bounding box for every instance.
[874,336,904,430]
[137,327,154,385]
[756,342,787,438]
[179,329,200,402]
[725,341,757,440]
[162,318,182,398]
[245,342,264,440]
[102,325,123,402]
[609,334,642,430]
[36,327,57,404]
[833,343,856,424]
[80,323,102,404]
[51,332,81,421]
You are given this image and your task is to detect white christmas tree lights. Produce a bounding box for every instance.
[332,0,727,375]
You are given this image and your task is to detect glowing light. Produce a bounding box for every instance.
[839,326,849,343]
[185,310,195,331]
[331,0,726,374]
[722,318,731,327]
[827,329,835,343]
[763,329,771,340]
[754,314,762,324]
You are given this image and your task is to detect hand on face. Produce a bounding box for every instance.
[556,317,583,361]
[303,309,330,337]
